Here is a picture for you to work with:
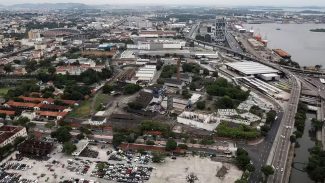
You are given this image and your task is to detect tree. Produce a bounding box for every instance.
[25,60,38,73]
[45,122,55,129]
[63,142,76,155]
[235,148,251,170]
[216,96,235,109]
[203,69,209,76]
[0,113,6,119]
[315,64,322,70]
[152,152,165,163]
[246,163,255,172]
[4,64,13,73]
[186,173,199,183]
[103,84,114,94]
[48,66,56,75]
[51,126,72,143]
[165,139,177,151]
[182,89,192,99]
[212,71,219,77]
[196,101,205,110]
[266,110,277,125]
[261,165,274,180]
[124,84,142,94]
[290,135,296,143]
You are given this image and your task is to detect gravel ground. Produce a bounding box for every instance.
[149,156,242,183]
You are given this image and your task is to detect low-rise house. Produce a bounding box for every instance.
[36,111,68,120]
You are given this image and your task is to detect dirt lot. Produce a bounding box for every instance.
[150,156,242,183]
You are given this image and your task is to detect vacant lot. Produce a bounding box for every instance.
[150,156,242,183]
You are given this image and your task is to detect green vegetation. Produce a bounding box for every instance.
[216,122,260,139]
[51,126,72,143]
[63,142,77,155]
[102,84,114,94]
[160,65,177,78]
[94,94,109,111]
[62,85,91,101]
[181,89,192,99]
[265,110,277,125]
[235,148,253,170]
[165,139,177,151]
[249,105,264,117]
[206,78,249,101]
[123,84,142,95]
[206,78,249,109]
[234,148,255,183]
[310,28,325,32]
[152,152,165,163]
[261,165,274,182]
[311,118,324,131]
[0,87,10,97]
[196,101,206,110]
[68,100,91,118]
[5,82,40,100]
[306,144,325,182]
[182,63,200,74]
[127,102,144,110]
[294,102,308,138]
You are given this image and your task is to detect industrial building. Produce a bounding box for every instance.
[225,61,280,80]
[135,64,157,82]
[127,40,186,50]
[177,111,220,131]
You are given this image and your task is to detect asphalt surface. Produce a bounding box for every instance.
[225,32,243,53]
[268,73,301,183]
[239,111,284,183]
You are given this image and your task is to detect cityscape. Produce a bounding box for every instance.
[0,1,324,183]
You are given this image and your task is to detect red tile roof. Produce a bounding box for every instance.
[19,96,54,103]
[0,110,15,116]
[6,101,37,108]
[36,111,68,117]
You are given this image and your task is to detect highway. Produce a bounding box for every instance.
[225,31,243,53]
[268,72,300,183]
[187,23,302,183]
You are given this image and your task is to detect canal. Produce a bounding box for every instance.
[289,113,315,183]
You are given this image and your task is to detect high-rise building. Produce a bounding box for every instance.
[214,17,227,42]
[28,29,41,40]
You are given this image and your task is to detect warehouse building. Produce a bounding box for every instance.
[225,61,280,81]
[135,65,157,82]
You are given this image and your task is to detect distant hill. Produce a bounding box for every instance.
[8,3,92,9]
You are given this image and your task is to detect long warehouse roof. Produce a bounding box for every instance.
[225,61,279,75]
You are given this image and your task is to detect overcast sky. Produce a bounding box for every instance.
[0,0,325,7]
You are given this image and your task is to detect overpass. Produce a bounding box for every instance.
[187,24,303,183]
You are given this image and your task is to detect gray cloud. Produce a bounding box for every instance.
[0,0,325,6]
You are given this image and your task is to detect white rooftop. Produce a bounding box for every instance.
[226,61,279,75]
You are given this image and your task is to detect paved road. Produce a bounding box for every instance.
[268,73,301,183]
[225,32,243,53]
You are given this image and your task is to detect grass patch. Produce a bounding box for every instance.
[68,100,91,118]
[0,87,10,97]
[94,93,109,112]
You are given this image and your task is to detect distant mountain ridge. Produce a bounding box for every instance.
[8,3,92,9]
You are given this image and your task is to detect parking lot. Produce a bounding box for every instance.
[0,143,242,183]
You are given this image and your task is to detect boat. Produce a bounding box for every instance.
[276,28,281,30]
